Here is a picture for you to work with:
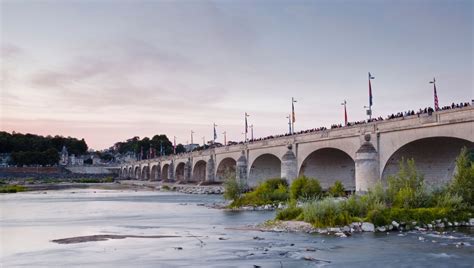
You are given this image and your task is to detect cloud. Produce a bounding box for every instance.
[26,39,229,112]
[0,43,23,59]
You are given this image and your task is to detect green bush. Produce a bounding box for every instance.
[387,158,428,208]
[223,171,244,200]
[290,176,322,201]
[366,208,390,226]
[103,177,114,183]
[343,195,368,218]
[302,198,350,227]
[230,178,289,207]
[0,185,27,193]
[328,180,346,197]
[449,147,474,207]
[276,206,303,221]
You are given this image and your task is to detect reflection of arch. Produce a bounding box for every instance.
[381,137,473,186]
[134,166,140,179]
[299,148,355,190]
[150,165,159,181]
[216,158,236,181]
[162,164,169,181]
[248,154,281,187]
[175,162,186,181]
[192,160,207,181]
[141,166,149,180]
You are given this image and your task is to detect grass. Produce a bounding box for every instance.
[72,177,114,183]
[0,185,27,193]
[275,149,474,228]
[230,178,288,207]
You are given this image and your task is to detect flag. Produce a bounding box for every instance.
[344,104,348,125]
[292,98,296,123]
[368,72,375,107]
[213,124,217,141]
[245,113,248,133]
[430,78,439,110]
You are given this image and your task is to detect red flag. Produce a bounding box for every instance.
[430,78,439,111]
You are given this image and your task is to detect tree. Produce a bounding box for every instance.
[176,144,186,154]
[449,147,474,207]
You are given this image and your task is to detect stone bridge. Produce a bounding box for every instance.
[119,107,474,192]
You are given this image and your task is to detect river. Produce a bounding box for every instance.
[1,189,473,267]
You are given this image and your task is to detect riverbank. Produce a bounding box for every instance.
[119,180,224,194]
[255,219,474,237]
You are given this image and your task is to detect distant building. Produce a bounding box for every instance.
[0,153,11,167]
[60,146,69,165]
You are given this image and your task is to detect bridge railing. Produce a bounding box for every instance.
[124,106,473,167]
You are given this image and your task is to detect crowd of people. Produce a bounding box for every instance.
[243,101,472,145]
[168,101,472,155]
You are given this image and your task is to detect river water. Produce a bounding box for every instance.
[1,189,473,267]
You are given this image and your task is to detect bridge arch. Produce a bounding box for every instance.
[150,164,159,181]
[175,162,186,181]
[379,122,474,176]
[134,166,140,179]
[216,157,237,181]
[298,148,355,190]
[141,166,150,180]
[128,167,133,179]
[162,164,169,181]
[192,160,207,181]
[381,137,474,187]
[248,153,281,187]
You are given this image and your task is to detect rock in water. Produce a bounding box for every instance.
[391,221,400,229]
[361,222,375,232]
[469,218,474,226]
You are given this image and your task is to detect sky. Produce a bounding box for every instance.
[1,0,472,150]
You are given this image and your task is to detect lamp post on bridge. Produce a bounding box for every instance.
[222,131,227,146]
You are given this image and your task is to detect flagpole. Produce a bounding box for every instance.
[191,130,194,144]
[213,123,218,144]
[366,72,375,121]
[341,100,347,126]
[250,124,254,141]
[291,97,297,134]
[173,136,176,154]
[286,114,291,134]
[244,113,249,143]
[430,77,439,111]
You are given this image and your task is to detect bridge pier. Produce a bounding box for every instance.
[236,151,248,186]
[355,135,380,192]
[184,158,192,182]
[168,160,175,181]
[206,155,216,182]
[281,147,297,184]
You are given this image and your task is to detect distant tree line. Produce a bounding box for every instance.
[110,135,186,158]
[0,131,88,166]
